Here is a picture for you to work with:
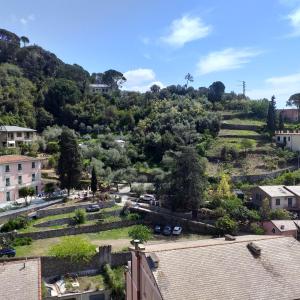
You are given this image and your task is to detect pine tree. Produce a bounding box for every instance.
[57,128,82,195]
[91,166,98,196]
[278,112,284,131]
[266,95,277,134]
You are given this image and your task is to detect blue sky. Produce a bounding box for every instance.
[2,0,300,107]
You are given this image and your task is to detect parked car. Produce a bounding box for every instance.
[163,225,172,236]
[172,226,182,236]
[85,204,100,212]
[139,194,156,203]
[0,248,16,258]
[154,225,161,234]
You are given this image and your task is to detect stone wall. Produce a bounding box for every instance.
[131,207,215,235]
[17,219,140,240]
[34,209,122,228]
[36,200,115,218]
[221,122,261,131]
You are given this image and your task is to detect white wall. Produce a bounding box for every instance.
[270,196,296,209]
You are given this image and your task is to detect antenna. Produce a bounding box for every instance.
[237,80,246,97]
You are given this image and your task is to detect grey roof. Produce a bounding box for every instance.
[258,185,294,197]
[0,125,36,132]
[144,235,300,300]
[271,220,298,232]
[285,185,300,196]
[0,258,41,300]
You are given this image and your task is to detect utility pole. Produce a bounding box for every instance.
[238,80,246,97]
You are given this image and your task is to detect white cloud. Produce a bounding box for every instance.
[287,7,300,36]
[20,14,35,25]
[196,48,261,75]
[161,15,212,47]
[247,72,300,107]
[122,68,164,92]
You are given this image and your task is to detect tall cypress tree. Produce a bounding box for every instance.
[278,112,284,131]
[91,166,98,196]
[57,127,82,195]
[266,95,277,134]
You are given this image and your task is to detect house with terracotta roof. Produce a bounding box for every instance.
[0,257,41,300]
[0,125,36,148]
[126,235,300,300]
[0,155,43,203]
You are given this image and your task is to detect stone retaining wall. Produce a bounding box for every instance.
[16,219,140,240]
[219,134,264,140]
[221,122,261,131]
[34,209,122,228]
[36,200,115,218]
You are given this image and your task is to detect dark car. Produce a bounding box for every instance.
[163,225,172,236]
[154,225,161,234]
[0,248,16,258]
[85,204,100,213]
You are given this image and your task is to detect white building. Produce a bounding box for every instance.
[89,84,110,94]
[275,130,300,152]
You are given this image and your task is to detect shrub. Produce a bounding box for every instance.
[269,209,292,220]
[213,207,226,218]
[73,209,86,225]
[46,141,59,154]
[250,223,265,235]
[128,225,152,243]
[0,216,29,232]
[103,265,125,299]
[126,213,141,221]
[49,236,96,262]
[220,145,239,161]
[12,237,32,246]
[215,215,238,235]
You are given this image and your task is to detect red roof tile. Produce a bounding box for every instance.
[0,155,39,164]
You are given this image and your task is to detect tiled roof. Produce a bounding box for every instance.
[0,125,36,132]
[145,235,300,300]
[0,155,39,164]
[285,185,300,197]
[0,258,41,300]
[258,185,294,197]
[271,220,298,232]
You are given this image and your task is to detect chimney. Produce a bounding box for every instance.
[224,234,236,241]
[247,242,261,256]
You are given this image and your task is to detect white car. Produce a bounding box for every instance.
[139,194,156,202]
[172,226,182,236]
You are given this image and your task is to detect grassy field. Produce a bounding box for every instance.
[222,118,265,126]
[15,226,212,256]
[218,129,260,136]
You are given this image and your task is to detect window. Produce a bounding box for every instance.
[18,163,22,171]
[17,132,22,137]
[5,178,10,187]
[32,161,36,169]
[276,198,281,206]
[288,198,293,207]
[288,136,291,141]
[32,174,36,182]
[18,176,22,185]
[5,165,9,172]
[6,192,10,201]
[26,132,30,139]
[277,136,280,142]
[272,228,276,233]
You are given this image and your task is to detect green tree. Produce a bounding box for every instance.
[103,265,125,300]
[18,186,35,206]
[269,209,292,220]
[128,225,152,243]
[49,236,96,262]
[184,73,194,88]
[215,215,238,235]
[287,93,300,122]
[216,173,232,199]
[260,198,271,220]
[20,36,29,47]
[73,209,86,224]
[266,95,277,134]
[278,112,285,131]
[44,182,55,197]
[208,81,225,109]
[57,128,82,195]
[169,147,207,213]
[91,166,98,196]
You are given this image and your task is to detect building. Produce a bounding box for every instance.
[252,185,297,210]
[278,108,299,122]
[0,258,41,300]
[0,125,36,148]
[0,155,43,203]
[275,130,300,152]
[263,220,299,238]
[126,235,300,300]
[89,83,111,94]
